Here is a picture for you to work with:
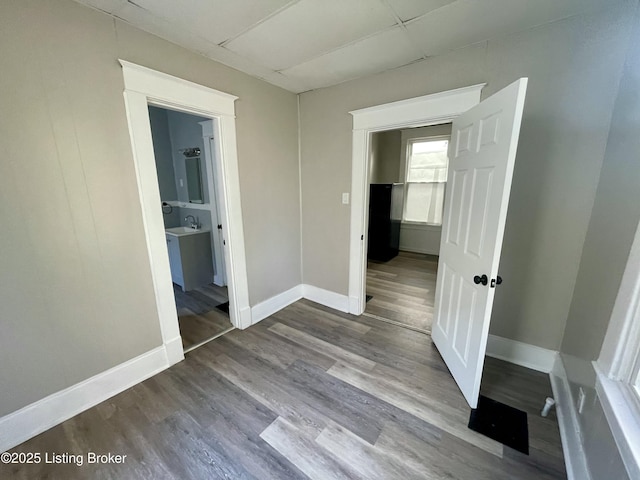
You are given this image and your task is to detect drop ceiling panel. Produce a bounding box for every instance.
[128,0,293,45]
[113,2,217,56]
[282,26,423,91]
[405,0,613,56]
[76,0,127,14]
[384,0,457,22]
[73,0,617,94]
[224,0,398,71]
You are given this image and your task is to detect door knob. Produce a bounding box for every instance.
[473,274,488,286]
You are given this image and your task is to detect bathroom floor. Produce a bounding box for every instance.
[173,283,233,351]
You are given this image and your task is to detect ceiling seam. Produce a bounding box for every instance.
[218,0,302,47]
[380,0,428,60]
[274,23,420,74]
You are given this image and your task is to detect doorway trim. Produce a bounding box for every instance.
[200,120,227,287]
[347,84,485,315]
[120,60,251,366]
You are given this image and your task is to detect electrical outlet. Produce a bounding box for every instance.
[342,193,350,205]
[577,387,586,414]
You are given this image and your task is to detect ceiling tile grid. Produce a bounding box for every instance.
[223,0,399,71]
[74,0,620,93]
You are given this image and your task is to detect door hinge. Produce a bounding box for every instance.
[361,235,364,240]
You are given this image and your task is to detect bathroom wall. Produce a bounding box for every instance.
[161,205,181,229]
[148,106,178,202]
[166,109,210,204]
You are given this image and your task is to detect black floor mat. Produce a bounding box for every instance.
[366,295,373,303]
[215,301,230,315]
[468,395,529,454]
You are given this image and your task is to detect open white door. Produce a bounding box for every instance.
[208,136,228,286]
[432,78,528,408]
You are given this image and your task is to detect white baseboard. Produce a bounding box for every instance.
[302,284,350,313]
[165,336,186,365]
[485,334,558,373]
[398,246,440,256]
[550,356,592,480]
[349,295,361,315]
[0,345,172,453]
[251,285,303,325]
[237,306,253,330]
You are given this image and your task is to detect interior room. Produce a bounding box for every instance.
[1,1,639,479]
[148,105,233,352]
[365,124,451,332]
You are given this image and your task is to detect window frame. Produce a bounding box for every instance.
[596,219,640,479]
[401,134,451,226]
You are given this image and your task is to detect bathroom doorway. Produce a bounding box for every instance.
[121,61,251,368]
[148,105,233,353]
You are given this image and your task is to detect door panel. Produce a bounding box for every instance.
[432,78,528,408]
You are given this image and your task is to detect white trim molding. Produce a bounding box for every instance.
[595,365,640,480]
[251,285,304,325]
[595,218,640,477]
[302,285,350,313]
[348,84,485,315]
[0,346,170,453]
[550,356,592,480]
[120,60,250,336]
[485,335,558,373]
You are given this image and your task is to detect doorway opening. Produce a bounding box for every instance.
[364,124,451,333]
[148,106,233,353]
[120,60,251,368]
[349,80,528,409]
[347,84,485,317]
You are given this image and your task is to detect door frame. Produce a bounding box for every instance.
[200,120,227,287]
[347,84,485,315]
[120,60,251,366]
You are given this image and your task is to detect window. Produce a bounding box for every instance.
[403,138,450,225]
[595,220,640,477]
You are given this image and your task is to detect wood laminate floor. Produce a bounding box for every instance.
[174,283,233,351]
[3,299,566,480]
[366,251,437,332]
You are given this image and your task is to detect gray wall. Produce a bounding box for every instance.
[165,109,209,204]
[558,4,640,479]
[370,130,401,184]
[0,0,300,417]
[299,1,636,351]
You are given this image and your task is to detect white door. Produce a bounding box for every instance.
[208,136,227,286]
[432,78,528,408]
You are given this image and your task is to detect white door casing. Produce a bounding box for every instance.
[200,120,228,287]
[208,136,228,286]
[432,78,528,408]
[121,60,252,356]
[348,84,486,315]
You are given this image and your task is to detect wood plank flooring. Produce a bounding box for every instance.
[2,299,566,480]
[366,251,437,332]
[174,283,233,350]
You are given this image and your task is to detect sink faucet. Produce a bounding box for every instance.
[184,215,200,229]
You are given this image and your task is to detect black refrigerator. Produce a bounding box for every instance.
[367,183,404,262]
